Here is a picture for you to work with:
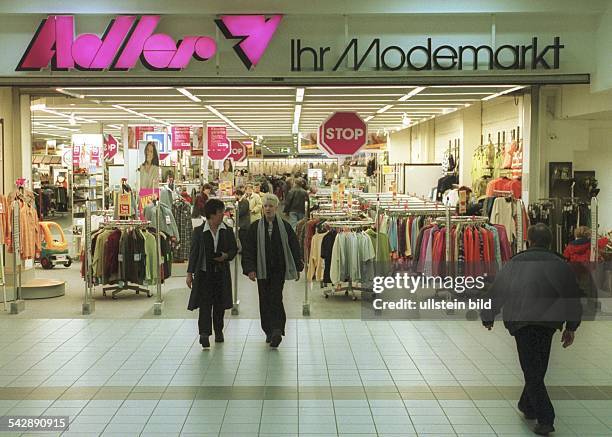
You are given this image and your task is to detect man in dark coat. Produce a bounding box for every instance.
[187,199,237,348]
[481,223,583,436]
[284,178,309,230]
[242,193,304,348]
[235,187,250,251]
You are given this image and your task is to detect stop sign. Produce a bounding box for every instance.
[318,112,367,156]
[230,140,247,162]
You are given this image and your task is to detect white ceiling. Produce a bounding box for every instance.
[29,84,521,153]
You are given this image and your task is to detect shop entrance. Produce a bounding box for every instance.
[5,81,598,318]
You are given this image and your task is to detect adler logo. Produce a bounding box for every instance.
[16,14,282,71]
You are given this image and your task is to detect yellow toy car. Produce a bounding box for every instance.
[37,221,72,269]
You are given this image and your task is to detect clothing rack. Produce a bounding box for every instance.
[444,214,490,263]
[491,190,525,252]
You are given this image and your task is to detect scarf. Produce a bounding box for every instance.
[257,214,298,280]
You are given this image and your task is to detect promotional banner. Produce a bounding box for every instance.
[244,140,254,157]
[138,139,161,215]
[207,126,230,161]
[171,126,191,150]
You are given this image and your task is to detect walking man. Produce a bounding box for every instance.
[481,223,583,436]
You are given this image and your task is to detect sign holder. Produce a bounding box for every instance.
[153,201,164,315]
[231,199,240,315]
[82,200,95,315]
[303,197,311,316]
[9,200,24,314]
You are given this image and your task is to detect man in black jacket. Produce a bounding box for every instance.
[481,223,583,436]
[284,178,308,230]
[242,193,304,348]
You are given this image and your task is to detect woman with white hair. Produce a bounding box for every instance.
[242,193,303,348]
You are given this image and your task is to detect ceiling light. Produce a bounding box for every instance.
[481,86,526,101]
[295,88,305,103]
[176,88,202,103]
[376,105,393,114]
[30,103,46,111]
[398,86,426,101]
[402,114,411,127]
[69,113,77,126]
[112,104,171,126]
[205,105,249,136]
[364,116,374,122]
[56,88,85,99]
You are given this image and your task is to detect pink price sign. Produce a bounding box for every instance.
[207,126,230,161]
[72,145,81,167]
[171,126,191,150]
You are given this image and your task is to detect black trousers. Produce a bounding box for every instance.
[257,276,286,336]
[514,325,556,426]
[197,273,225,336]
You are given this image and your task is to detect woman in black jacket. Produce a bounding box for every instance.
[187,199,237,348]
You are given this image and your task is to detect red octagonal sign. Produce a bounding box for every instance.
[230,140,247,162]
[318,111,367,156]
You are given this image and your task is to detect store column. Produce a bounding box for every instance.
[459,101,482,188]
[0,87,26,192]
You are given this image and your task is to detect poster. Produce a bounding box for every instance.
[207,126,230,161]
[138,139,161,215]
[144,131,170,160]
[128,126,155,149]
[171,126,191,150]
[192,126,204,155]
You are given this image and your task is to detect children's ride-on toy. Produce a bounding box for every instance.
[37,221,72,269]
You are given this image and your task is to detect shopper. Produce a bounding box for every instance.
[242,193,303,348]
[235,187,250,250]
[481,223,583,436]
[246,183,262,223]
[186,199,238,348]
[284,178,308,230]
[192,183,212,218]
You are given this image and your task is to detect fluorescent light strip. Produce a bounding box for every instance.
[56,88,85,99]
[295,88,305,103]
[176,88,202,103]
[481,86,526,101]
[398,86,426,102]
[32,122,79,132]
[37,108,96,123]
[205,105,249,137]
[111,104,171,126]
[376,105,393,114]
[62,87,173,90]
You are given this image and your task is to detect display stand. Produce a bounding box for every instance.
[153,201,163,315]
[82,202,95,314]
[302,197,311,316]
[231,198,240,315]
[590,197,599,263]
[9,199,24,314]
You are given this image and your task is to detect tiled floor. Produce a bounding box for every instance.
[0,318,612,436]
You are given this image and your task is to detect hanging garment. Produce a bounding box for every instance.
[144,202,180,240]
[490,198,516,241]
[172,200,193,261]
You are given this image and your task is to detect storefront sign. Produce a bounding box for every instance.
[171,126,191,150]
[17,14,281,71]
[103,134,118,160]
[318,112,367,156]
[207,126,230,161]
[291,37,564,72]
[230,140,247,162]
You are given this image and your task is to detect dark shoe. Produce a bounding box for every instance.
[215,333,224,343]
[199,335,210,348]
[270,332,282,348]
[533,423,555,436]
[266,334,272,343]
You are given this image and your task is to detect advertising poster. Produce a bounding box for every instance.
[128,126,155,149]
[138,139,161,215]
[207,126,230,161]
[171,126,191,150]
[192,126,204,156]
[144,131,170,160]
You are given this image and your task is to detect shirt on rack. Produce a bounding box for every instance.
[490,197,516,241]
[307,231,328,282]
[172,199,193,261]
[485,177,521,199]
[144,202,180,241]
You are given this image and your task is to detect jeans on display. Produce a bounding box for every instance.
[514,325,557,426]
[288,212,304,230]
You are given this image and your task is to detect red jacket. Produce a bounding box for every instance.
[563,237,609,263]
